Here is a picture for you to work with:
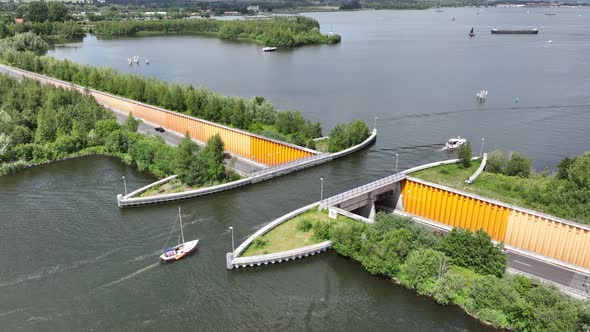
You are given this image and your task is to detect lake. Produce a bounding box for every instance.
[1,7,588,330]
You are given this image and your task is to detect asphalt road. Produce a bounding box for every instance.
[110,110,266,176]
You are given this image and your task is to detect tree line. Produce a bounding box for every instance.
[316,213,590,331]
[0,32,368,152]
[0,73,234,187]
[92,16,341,47]
[0,1,84,40]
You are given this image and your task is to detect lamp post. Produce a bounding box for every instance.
[320,177,324,202]
[373,116,378,130]
[480,137,485,157]
[122,176,127,195]
[228,226,235,253]
[395,153,399,173]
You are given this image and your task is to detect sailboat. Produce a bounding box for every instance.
[160,207,199,262]
[469,27,475,38]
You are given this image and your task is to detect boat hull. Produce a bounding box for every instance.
[160,240,199,262]
[491,29,538,34]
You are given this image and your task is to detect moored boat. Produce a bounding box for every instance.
[262,47,277,52]
[491,28,538,34]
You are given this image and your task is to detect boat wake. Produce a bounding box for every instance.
[124,250,161,264]
[93,263,159,292]
[0,250,119,288]
[0,307,31,318]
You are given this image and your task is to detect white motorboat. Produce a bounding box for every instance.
[443,136,467,150]
[160,207,199,262]
[262,46,277,52]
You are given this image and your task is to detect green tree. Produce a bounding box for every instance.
[47,2,68,22]
[27,1,49,23]
[457,141,472,167]
[506,153,532,178]
[486,150,508,174]
[174,134,200,186]
[196,133,225,183]
[440,228,506,278]
[123,113,141,132]
[568,152,590,188]
[556,156,576,180]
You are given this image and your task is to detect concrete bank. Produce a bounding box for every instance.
[226,203,370,269]
[117,129,377,207]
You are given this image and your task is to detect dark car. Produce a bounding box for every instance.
[155,126,165,133]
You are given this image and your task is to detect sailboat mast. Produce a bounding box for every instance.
[179,206,185,244]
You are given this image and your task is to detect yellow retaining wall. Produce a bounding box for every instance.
[505,210,590,270]
[13,66,315,166]
[401,178,590,270]
[91,91,315,166]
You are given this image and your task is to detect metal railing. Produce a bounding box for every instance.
[320,172,406,208]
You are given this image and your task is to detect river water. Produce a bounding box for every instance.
[2,7,588,330]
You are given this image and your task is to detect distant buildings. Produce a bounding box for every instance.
[247,5,260,13]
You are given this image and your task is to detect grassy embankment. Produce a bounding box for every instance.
[411,161,555,215]
[241,209,354,256]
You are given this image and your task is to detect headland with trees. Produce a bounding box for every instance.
[93,16,341,47]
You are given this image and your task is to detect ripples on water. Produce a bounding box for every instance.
[3,7,590,330]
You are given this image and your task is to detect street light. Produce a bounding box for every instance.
[373,116,378,130]
[480,138,485,157]
[228,226,235,253]
[122,176,127,195]
[395,153,399,173]
[320,177,324,202]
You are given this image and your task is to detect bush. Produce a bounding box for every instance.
[568,152,590,188]
[440,228,506,278]
[296,218,313,232]
[457,141,472,167]
[477,308,510,328]
[252,238,268,248]
[486,150,508,174]
[433,266,481,305]
[506,152,532,178]
[328,120,370,153]
[312,220,334,241]
[398,248,447,294]
[468,275,519,313]
[556,156,576,180]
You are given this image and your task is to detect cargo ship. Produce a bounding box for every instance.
[491,28,539,34]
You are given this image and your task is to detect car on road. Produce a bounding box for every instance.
[155,126,165,133]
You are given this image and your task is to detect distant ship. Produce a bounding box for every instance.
[469,27,475,38]
[491,28,538,34]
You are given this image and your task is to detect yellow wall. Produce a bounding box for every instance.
[401,179,508,241]
[90,91,315,166]
[17,68,315,166]
[401,178,590,269]
[505,210,590,269]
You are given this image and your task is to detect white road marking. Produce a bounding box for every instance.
[514,260,532,267]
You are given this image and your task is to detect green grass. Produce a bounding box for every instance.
[411,160,481,190]
[241,209,352,256]
[139,178,195,197]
